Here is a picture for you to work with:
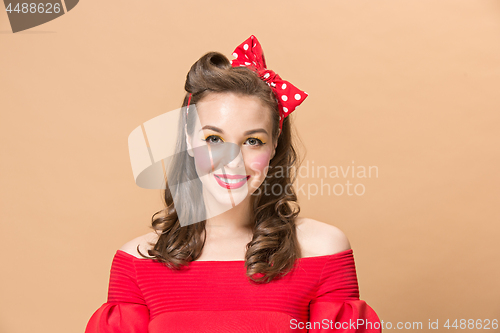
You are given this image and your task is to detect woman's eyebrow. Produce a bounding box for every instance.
[199,125,268,136]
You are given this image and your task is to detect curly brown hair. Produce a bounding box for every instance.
[137,51,305,284]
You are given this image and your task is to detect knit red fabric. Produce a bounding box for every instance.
[84,249,381,332]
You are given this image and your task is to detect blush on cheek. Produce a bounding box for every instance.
[248,152,272,177]
[193,147,213,173]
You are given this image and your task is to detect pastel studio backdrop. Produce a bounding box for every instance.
[1,1,499,332]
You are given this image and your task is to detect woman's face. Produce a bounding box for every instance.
[186,92,277,209]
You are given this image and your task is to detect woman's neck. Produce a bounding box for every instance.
[204,195,255,237]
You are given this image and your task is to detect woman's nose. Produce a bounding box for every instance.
[225,149,244,168]
[208,142,240,170]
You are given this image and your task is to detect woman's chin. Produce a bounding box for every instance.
[204,198,247,217]
[202,185,248,206]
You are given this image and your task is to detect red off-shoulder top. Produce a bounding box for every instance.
[85,249,381,332]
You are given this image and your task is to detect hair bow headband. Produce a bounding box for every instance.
[230,35,308,132]
[186,36,308,133]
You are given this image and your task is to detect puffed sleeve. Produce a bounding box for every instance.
[308,250,381,332]
[84,251,150,333]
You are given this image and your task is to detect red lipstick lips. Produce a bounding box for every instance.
[214,174,250,189]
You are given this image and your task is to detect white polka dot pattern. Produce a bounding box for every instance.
[230,35,308,131]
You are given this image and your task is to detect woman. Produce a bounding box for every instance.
[85,35,382,332]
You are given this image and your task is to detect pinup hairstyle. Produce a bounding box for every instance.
[137,51,305,283]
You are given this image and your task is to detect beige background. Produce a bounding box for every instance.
[1,1,499,332]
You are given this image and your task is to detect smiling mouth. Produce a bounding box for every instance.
[213,174,250,189]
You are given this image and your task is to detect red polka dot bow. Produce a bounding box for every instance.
[230,35,308,132]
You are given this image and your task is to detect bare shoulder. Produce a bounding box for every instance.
[119,231,160,258]
[295,217,351,258]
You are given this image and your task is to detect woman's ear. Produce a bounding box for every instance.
[271,141,278,159]
[272,127,281,159]
[185,124,194,157]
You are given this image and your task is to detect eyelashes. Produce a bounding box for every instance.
[246,137,266,146]
[202,134,266,146]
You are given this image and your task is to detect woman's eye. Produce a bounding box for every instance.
[203,135,223,144]
[246,138,265,146]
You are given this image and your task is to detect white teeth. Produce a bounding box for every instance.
[216,175,246,184]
